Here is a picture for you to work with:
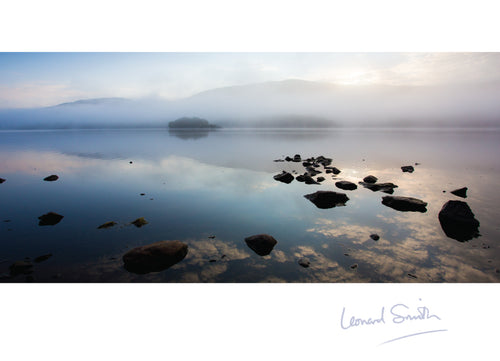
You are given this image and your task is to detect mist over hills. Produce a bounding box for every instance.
[1,79,499,129]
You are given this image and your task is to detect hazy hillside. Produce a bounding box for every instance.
[1,79,499,129]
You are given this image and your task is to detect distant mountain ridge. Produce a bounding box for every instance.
[1,79,499,129]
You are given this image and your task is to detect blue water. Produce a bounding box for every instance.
[0,128,499,282]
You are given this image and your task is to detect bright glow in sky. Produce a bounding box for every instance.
[1,52,499,108]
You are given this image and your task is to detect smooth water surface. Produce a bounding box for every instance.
[1,128,499,282]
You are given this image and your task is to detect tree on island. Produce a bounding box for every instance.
[168,117,219,129]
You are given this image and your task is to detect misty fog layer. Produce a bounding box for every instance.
[0,79,499,129]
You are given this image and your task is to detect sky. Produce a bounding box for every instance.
[1,52,500,108]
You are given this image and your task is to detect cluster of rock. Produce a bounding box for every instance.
[272,154,481,244]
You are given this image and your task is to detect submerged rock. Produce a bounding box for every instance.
[9,261,33,276]
[450,187,468,198]
[359,182,398,194]
[131,217,148,228]
[43,175,59,181]
[298,258,310,268]
[244,234,277,256]
[0,178,5,184]
[273,171,294,184]
[381,196,427,212]
[335,180,357,191]
[401,165,415,173]
[97,221,117,229]
[34,253,53,263]
[123,240,188,274]
[438,200,480,242]
[38,212,64,226]
[304,191,349,209]
[363,175,378,184]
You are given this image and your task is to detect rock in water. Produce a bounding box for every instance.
[34,254,53,263]
[438,200,480,242]
[304,191,349,209]
[298,258,310,268]
[381,196,427,212]
[43,175,59,181]
[335,180,357,191]
[244,234,277,256]
[97,221,117,229]
[359,182,398,194]
[363,175,378,184]
[370,234,380,241]
[9,261,33,276]
[293,154,302,162]
[273,171,294,184]
[38,212,64,226]
[450,187,468,198]
[123,240,188,274]
[0,178,5,184]
[131,217,148,228]
[401,165,415,173]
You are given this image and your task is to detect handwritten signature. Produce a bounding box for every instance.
[340,299,447,344]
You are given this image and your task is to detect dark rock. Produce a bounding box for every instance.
[38,212,64,226]
[438,200,480,242]
[34,253,53,263]
[325,169,333,174]
[304,191,349,209]
[9,261,33,276]
[129,161,133,164]
[359,182,398,194]
[335,180,357,191]
[97,221,117,229]
[140,193,146,196]
[302,161,312,167]
[298,258,310,268]
[363,175,378,184]
[208,235,216,239]
[370,234,380,241]
[123,240,188,274]
[407,273,417,279]
[350,263,358,270]
[273,171,294,184]
[244,234,277,256]
[285,156,293,162]
[273,159,285,162]
[415,162,421,166]
[0,178,5,184]
[382,196,427,212]
[401,165,415,173]
[305,167,321,176]
[296,174,306,182]
[344,253,350,256]
[209,259,217,263]
[450,187,468,198]
[331,167,341,175]
[43,174,59,181]
[316,177,325,182]
[293,154,301,162]
[131,217,148,228]
[303,175,320,185]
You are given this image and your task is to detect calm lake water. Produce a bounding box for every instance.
[0,128,499,282]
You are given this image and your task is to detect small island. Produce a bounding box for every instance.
[168,117,219,129]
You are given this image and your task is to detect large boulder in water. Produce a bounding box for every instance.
[304,191,349,209]
[381,196,427,212]
[123,240,188,274]
[244,234,277,256]
[438,200,480,242]
[273,171,294,184]
[0,178,5,184]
